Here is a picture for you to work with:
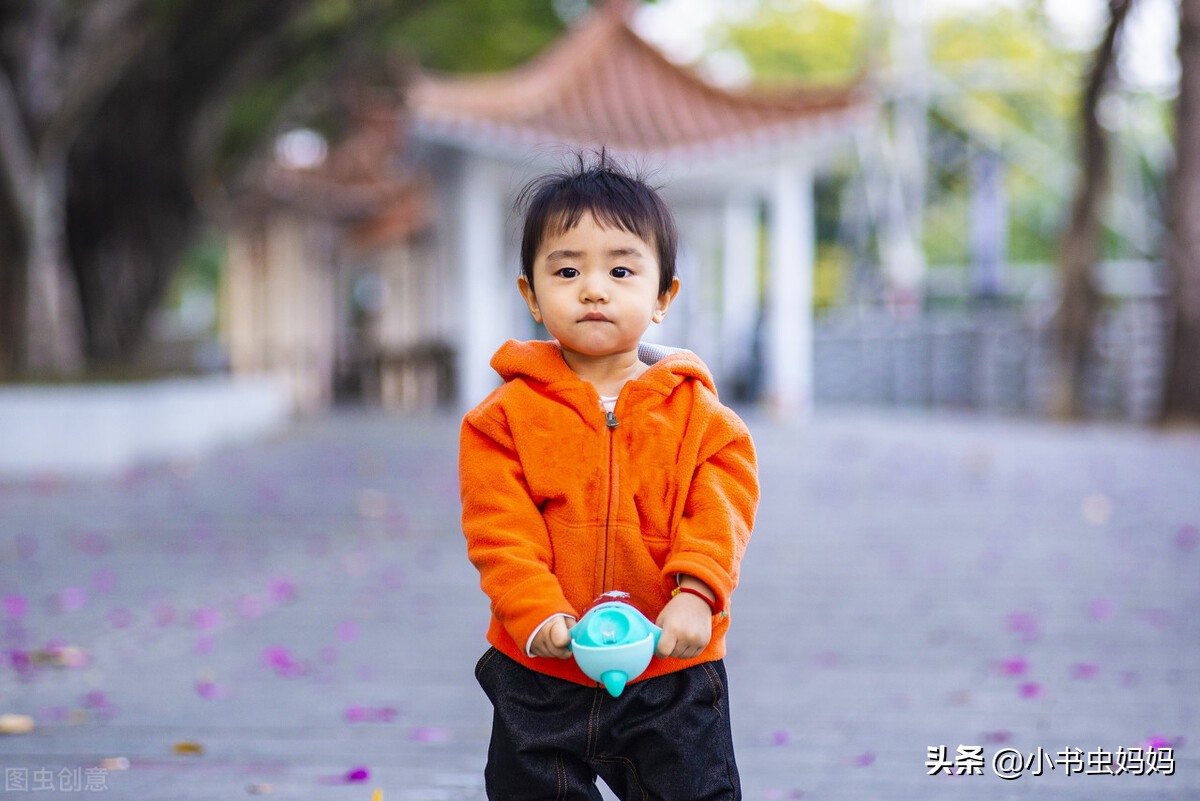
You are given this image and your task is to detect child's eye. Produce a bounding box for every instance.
[554,267,579,278]
[611,267,631,278]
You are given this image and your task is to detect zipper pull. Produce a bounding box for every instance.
[606,410,619,429]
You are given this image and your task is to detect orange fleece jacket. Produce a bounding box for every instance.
[459,340,759,687]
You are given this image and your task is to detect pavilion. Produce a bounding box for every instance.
[224,0,873,415]
[405,0,873,414]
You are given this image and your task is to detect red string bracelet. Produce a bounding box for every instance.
[671,585,724,617]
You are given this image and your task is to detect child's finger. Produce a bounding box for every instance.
[656,630,677,659]
[546,619,574,658]
[549,618,572,649]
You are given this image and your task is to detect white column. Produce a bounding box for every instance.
[765,159,815,419]
[721,195,760,387]
[457,153,507,410]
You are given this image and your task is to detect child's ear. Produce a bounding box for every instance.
[652,277,681,323]
[517,274,542,323]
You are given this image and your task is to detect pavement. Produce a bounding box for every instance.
[1,407,1197,800]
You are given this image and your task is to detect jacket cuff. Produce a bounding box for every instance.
[495,573,575,649]
[662,554,732,612]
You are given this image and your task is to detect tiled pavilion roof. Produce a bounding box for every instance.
[407,0,872,160]
[243,104,431,247]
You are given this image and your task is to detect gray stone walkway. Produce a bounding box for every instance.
[1,408,1197,800]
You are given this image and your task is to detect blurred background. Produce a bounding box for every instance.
[1,0,1197,458]
[1,3,1198,799]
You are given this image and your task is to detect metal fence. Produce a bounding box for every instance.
[813,297,1169,422]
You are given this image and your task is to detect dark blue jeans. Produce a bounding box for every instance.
[474,648,741,800]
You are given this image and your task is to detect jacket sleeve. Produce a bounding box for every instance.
[661,409,759,613]
[460,408,576,648]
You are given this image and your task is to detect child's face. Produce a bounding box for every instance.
[518,213,679,360]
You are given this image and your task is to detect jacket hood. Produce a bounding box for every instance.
[490,339,717,397]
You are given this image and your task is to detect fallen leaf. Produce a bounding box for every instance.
[0,713,35,735]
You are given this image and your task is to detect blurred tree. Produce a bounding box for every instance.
[710,1,1095,285]
[925,5,1083,267]
[386,0,565,73]
[0,0,572,380]
[0,1,156,376]
[709,0,866,86]
[1162,0,1200,422]
[1049,0,1135,419]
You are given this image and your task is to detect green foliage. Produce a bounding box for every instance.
[706,0,1169,269]
[176,234,225,293]
[710,0,866,86]
[926,6,1084,266]
[386,0,567,73]
[220,71,319,172]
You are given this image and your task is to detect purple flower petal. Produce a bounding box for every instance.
[1140,609,1170,629]
[107,608,134,629]
[57,587,88,614]
[83,690,110,710]
[770,730,790,746]
[1088,599,1115,621]
[237,595,265,621]
[998,657,1029,677]
[90,568,116,592]
[9,649,33,676]
[343,766,370,783]
[268,578,297,605]
[337,621,359,643]
[153,602,178,627]
[853,752,876,767]
[262,645,305,677]
[1018,682,1043,699]
[813,651,840,669]
[410,727,450,743]
[76,532,112,558]
[1176,524,1199,552]
[3,595,28,620]
[345,705,398,723]
[1005,611,1041,642]
[192,608,222,631]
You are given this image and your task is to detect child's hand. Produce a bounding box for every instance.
[530,615,576,659]
[655,591,713,660]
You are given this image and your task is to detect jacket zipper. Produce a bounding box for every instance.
[600,404,620,594]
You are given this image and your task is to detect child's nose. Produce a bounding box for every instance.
[580,277,608,302]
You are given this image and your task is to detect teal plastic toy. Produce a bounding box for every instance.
[569,599,662,697]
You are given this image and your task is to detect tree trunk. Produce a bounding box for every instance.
[67,91,196,363]
[1162,0,1200,424]
[0,87,85,376]
[1048,0,1134,419]
[66,0,320,364]
[0,0,152,378]
[25,159,85,374]
[0,167,25,379]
